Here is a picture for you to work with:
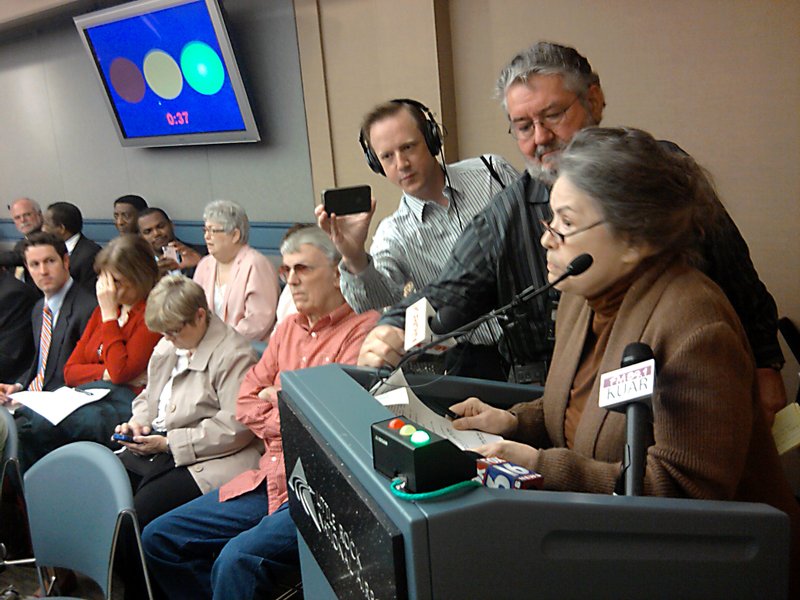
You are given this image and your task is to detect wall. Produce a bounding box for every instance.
[0,0,314,253]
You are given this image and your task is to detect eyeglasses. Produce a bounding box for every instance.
[278,263,317,282]
[508,96,580,141]
[202,226,228,236]
[162,322,188,338]
[12,211,37,222]
[540,218,605,244]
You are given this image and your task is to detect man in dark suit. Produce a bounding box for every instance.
[138,207,205,278]
[0,265,39,381]
[0,233,96,400]
[42,202,102,292]
[4,197,44,290]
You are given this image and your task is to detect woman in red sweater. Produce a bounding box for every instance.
[17,234,161,471]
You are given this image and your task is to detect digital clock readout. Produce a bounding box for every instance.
[166,111,189,126]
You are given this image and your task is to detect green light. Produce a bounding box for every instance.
[410,430,430,446]
[181,41,225,95]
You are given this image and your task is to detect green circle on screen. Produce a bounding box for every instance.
[143,50,183,100]
[181,41,225,96]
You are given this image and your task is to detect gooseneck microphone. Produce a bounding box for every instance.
[395,253,594,373]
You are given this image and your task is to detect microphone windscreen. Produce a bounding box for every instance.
[621,342,654,368]
[566,253,593,276]
[430,306,466,335]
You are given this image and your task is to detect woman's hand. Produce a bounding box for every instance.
[112,421,167,455]
[449,397,519,437]
[96,271,120,322]
[473,440,540,471]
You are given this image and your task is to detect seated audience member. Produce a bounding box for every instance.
[113,194,148,234]
[0,265,39,382]
[42,201,102,291]
[16,234,161,471]
[316,99,518,379]
[361,42,786,415]
[193,200,280,341]
[112,275,260,600]
[270,223,314,337]
[450,128,799,593]
[143,226,379,600]
[137,207,205,278]
[0,234,96,399]
[5,197,43,289]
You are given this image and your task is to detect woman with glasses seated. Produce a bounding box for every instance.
[193,200,280,341]
[450,127,799,593]
[112,274,260,600]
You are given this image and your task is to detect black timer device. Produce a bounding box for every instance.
[371,417,476,493]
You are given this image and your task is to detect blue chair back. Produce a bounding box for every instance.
[23,441,152,599]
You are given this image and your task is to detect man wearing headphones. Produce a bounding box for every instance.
[316,98,518,379]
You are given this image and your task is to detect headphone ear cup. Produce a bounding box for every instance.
[423,119,443,157]
[360,131,385,176]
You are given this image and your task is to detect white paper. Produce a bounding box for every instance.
[373,370,502,450]
[11,386,111,426]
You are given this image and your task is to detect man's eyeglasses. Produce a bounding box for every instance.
[540,218,605,244]
[202,227,227,236]
[508,96,580,141]
[279,263,317,282]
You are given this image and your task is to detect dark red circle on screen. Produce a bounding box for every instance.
[109,57,146,104]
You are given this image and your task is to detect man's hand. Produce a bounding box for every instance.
[257,385,278,402]
[756,367,787,428]
[473,440,539,471]
[170,241,202,270]
[0,383,22,404]
[449,397,519,437]
[357,325,405,368]
[315,198,376,274]
[156,256,180,276]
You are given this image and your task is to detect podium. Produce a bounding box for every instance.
[279,365,789,599]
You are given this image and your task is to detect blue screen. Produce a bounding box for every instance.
[83,0,247,139]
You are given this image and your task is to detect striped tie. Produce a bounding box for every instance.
[29,304,53,392]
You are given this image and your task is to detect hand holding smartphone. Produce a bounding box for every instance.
[162,245,182,264]
[112,433,141,444]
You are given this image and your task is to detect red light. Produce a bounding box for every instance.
[388,418,404,430]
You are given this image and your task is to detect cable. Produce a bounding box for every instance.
[390,477,480,501]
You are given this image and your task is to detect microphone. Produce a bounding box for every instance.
[599,342,656,496]
[395,253,594,372]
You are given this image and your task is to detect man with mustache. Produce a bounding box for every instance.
[358,42,786,420]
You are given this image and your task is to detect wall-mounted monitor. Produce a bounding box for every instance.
[74,0,260,148]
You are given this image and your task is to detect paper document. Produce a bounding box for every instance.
[772,403,800,455]
[372,370,502,450]
[11,386,111,426]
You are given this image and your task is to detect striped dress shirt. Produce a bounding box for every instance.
[339,154,519,346]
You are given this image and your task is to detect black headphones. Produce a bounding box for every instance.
[359,98,443,176]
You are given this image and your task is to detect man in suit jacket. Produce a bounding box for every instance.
[42,202,102,292]
[0,233,96,400]
[0,266,39,381]
[3,197,44,291]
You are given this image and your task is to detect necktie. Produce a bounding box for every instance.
[29,305,53,392]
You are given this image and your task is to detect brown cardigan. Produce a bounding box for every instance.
[510,260,799,580]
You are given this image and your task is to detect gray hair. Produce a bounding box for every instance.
[280,226,341,264]
[558,127,721,264]
[10,197,42,213]
[495,42,600,111]
[203,200,250,244]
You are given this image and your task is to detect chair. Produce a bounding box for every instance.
[23,441,153,599]
[0,406,32,568]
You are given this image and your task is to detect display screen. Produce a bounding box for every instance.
[75,0,260,147]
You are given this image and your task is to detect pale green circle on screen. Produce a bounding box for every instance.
[143,50,183,100]
[181,41,225,95]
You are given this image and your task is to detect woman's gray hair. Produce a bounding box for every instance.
[203,200,250,244]
[280,226,341,264]
[145,274,210,333]
[495,42,600,111]
[557,127,722,264]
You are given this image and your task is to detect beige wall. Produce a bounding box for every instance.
[298,0,800,394]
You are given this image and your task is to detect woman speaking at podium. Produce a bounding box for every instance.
[450,127,798,590]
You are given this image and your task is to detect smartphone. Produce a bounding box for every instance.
[162,245,182,264]
[322,185,371,216]
[112,433,140,444]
